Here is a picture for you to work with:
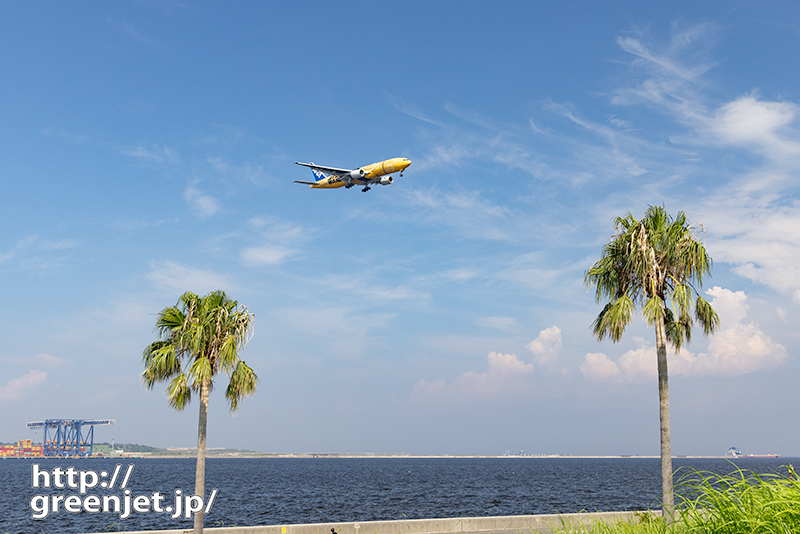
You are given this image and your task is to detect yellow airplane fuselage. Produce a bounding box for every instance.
[309,157,411,188]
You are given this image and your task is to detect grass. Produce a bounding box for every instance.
[552,465,800,534]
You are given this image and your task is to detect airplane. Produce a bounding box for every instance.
[294,157,411,192]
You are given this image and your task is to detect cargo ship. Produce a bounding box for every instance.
[726,447,781,459]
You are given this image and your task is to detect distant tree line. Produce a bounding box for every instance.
[93,442,166,453]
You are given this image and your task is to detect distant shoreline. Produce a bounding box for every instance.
[3,452,786,460]
[107,453,738,459]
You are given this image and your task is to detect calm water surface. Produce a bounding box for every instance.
[0,457,794,534]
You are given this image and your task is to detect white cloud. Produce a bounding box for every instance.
[707,200,800,297]
[676,322,788,377]
[411,351,533,402]
[526,326,562,364]
[183,185,219,218]
[146,261,235,294]
[239,217,309,267]
[580,338,657,384]
[580,352,621,381]
[579,288,787,383]
[617,341,658,383]
[680,287,789,376]
[709,96,800,157]
[241,246,294,266]
[0,370,47,401]
[609,26,800,299]
[705,286,748,326]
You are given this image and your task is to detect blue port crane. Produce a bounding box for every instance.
[26,419,115,457]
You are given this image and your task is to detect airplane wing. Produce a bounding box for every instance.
[294,162,353,176]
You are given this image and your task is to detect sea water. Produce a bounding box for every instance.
[0,456,793,534]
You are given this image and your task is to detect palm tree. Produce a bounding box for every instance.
[142,290,257,534]
[584,206,719,520]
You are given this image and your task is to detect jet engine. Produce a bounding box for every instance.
[347,168,366,182]
[379,176,394,186]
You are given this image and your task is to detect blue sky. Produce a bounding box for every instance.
[1,1,799,456]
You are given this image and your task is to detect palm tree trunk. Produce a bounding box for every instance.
[654,316,674,521]
[193,379,209,534]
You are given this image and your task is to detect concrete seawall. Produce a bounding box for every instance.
[85,511,661,534]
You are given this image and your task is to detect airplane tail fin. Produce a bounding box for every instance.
[312,169,327,182]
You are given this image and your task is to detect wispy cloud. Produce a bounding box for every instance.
[0,353,69,368]
[387,92,445,127]
[146,261,236,294]
[612,25,715,120]
[108,17,157,47]
[399,189,516,241]
[607,24,800,299]
[275,306,396,361]
[0,235,81,268]
[308,273,431,302]
[241,246,294,266]
[121,144,181,165]
[183,184,219,218]
[239,217,309,266]
[39,126,90,144]
[476,316,518,332]
[613,28,800,166]
[207,157,271,185]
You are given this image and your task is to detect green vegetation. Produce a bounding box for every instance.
[143,290,257,534]
[551,466,800,533]
[92,442,166,453]
[585,206,719,517]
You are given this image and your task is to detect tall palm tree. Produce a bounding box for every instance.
[584,206,719,520]
[142,290,257,534]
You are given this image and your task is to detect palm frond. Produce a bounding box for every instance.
[695,296,720,336]
[586,206,718,348]
[143,290,256,410]
[225,361,259,412]
[188,356,214,392]
[591,295,634,342]
[141,341,182,389]
[166,373,192,411]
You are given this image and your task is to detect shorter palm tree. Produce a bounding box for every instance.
[142,290,257,534]
[585,206,719,519]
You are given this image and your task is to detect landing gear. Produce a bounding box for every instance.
[362,186,371,192]
[345,183,354,189]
